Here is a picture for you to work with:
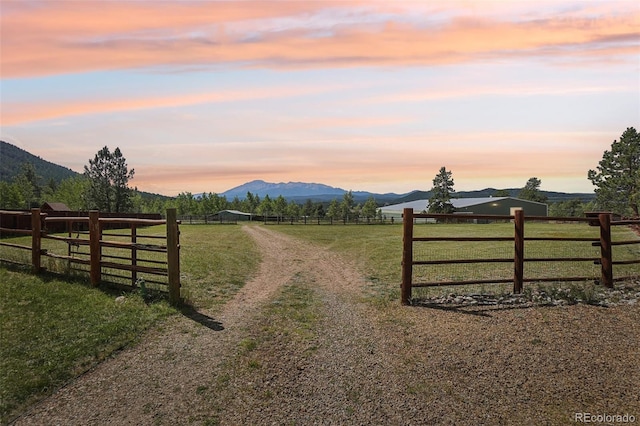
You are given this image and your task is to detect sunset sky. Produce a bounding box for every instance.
[1,0,638,196]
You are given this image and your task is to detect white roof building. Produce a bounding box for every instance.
[379,197,548,218]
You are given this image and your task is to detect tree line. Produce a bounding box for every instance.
[1,127,638,218]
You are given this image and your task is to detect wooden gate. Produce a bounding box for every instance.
[401,208,640,305]
[0,208,181,305]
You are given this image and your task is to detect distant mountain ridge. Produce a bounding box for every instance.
[1,140,79,183]
[220,179,403,203]
[221,180,595,204]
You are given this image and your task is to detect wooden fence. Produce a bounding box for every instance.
[0,208,181,305]
[401,208,640,305]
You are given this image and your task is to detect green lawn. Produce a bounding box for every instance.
[0,268,174,424]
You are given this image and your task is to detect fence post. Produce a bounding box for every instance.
[401,208,414,305]
[131,224,137,286]
[166,208,181,305]
[513,209,524,293]
[598,213,613,288]
[31,208,42,273]
[89,210,101,287]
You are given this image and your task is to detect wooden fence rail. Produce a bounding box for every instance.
[401,208,640,305]
[0,208,182,305]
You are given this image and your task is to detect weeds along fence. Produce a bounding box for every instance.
[177,214,394,225]
[401,208,640,305]
[0,208,181,305]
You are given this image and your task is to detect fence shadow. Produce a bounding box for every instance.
[181,306,225,331]
[410,301,541,317]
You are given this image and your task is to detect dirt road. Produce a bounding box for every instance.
[13,225,640,425]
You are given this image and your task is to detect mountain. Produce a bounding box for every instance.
[222,179,345,198]
[221,180,594,204]
[221,179,402,203]
[1,140,79,183]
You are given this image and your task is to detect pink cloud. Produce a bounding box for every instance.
[1,83,354,125]
[1,1,637,77]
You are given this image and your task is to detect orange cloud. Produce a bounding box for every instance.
[1,83,355,125]
[1,1,637,77]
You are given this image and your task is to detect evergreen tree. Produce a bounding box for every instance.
[84,146,134,212]
[286,200,300,223]
[428,167,455,213]
[327,199,340,223]
[111,147,135,212]
[361,196,378,222]
[588,127,640,216]
[0,181,25,209]
[273,195,287,223]
[340,190,355,223]
[257,195,272,221]
[518,177,547,203]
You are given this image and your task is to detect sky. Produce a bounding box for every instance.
[1,1,638,197]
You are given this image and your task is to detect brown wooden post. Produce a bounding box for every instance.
[401,208,414,305]
[131,223,138,286]
[598,213,613,288]
[513,209,524,294]
[166,208,181,305]
[31,208,42,273]
[89,210,101,287]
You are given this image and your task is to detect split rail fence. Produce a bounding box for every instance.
[401,208,640,305]
[0,208,181,305]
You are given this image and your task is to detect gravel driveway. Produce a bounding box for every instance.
[13,225,640,425]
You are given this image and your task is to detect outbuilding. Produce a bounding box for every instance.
[214,209,252,223]
[379,197,548,220]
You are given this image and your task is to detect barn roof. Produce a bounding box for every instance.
[41,202,71,211]
[217,209,251,216]
[379,197,544,213]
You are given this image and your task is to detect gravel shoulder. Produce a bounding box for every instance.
[13,225,640,425]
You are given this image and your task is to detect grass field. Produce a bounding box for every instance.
[0,268,174,423]
[1,220,638,423]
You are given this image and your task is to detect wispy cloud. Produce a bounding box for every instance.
[1,83,355,125]
[2,1,637,77]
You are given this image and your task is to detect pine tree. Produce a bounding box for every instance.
[84,146,134,212]
[428,167,455,214]
[588,127,640,216]
[518,177,547,203]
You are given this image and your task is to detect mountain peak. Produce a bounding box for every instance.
[221,180,346,199]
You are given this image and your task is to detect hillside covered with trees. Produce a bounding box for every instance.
[0,141,78,183]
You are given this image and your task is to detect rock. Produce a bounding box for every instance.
[115,296,126,304]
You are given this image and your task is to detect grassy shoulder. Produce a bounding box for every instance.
[0,267,175,424]
[0,224,260,423]
[179,224,260,311]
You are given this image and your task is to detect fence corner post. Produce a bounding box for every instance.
[401,208,414,305]
[31,208,42,273]
[513,209,524,294]
[166,208,181,306]
[598,213,613,288]
[89,210,101,287]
